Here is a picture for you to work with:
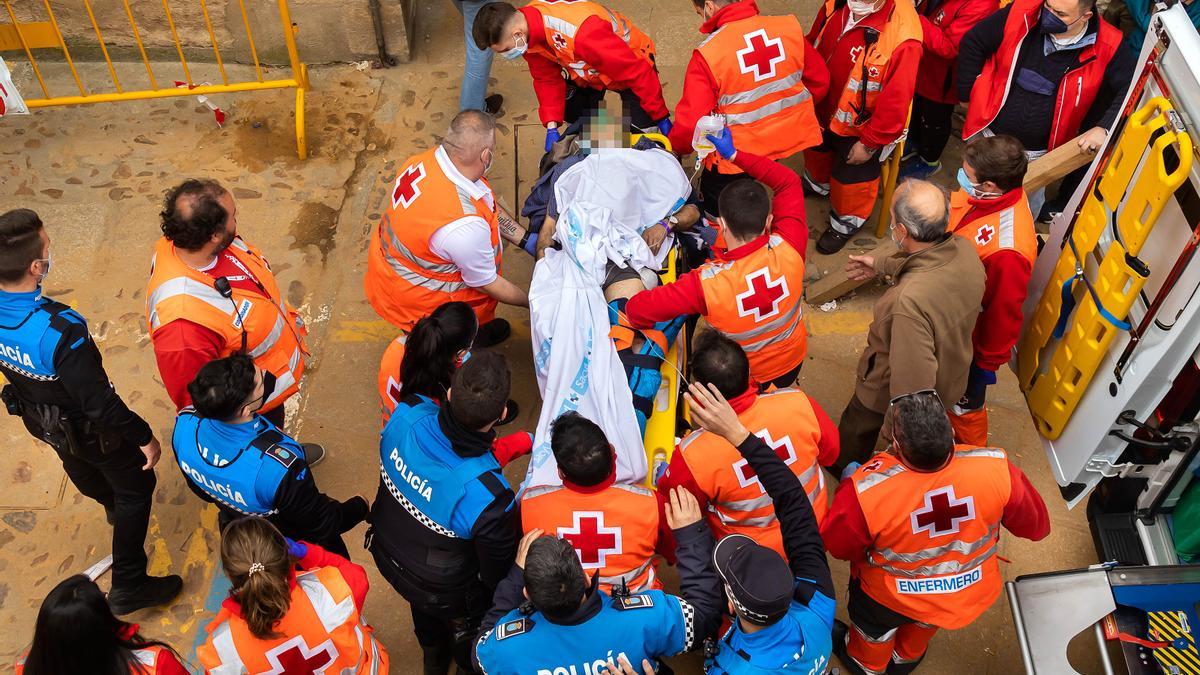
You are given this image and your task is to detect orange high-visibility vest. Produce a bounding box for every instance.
[850,445,1012,629]
[521,483,661,594]
[366,146,501,332]
[526,0,657,90]
[698,234,807,382]
[378,333,407,425]
[198,566,389,674]
[678,388,826,557]
[145,237,308,414]
[947,189,1038,266]
[698,14,821,173]
[817,0,921,137]
[17,644,176,674]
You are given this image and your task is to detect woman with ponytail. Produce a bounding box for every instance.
[197,517,388,674]
[18,575,186,675]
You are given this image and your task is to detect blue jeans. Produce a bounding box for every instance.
[453,0,494,112]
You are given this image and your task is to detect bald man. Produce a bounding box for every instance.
[367,110,529,343]
[148,179,312,428]
[833,179,986,470]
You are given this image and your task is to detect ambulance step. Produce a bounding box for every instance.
[1090,509,1149,566]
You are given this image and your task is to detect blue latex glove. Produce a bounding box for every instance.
[840,461,862,481]
[706,127,736,160]
[285,537,308,560]
[657,117,673,136]
[969,362,998,387]
[522,231,539,256]
[544,126,561,153]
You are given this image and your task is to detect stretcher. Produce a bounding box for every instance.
[641,246,688,488]
[1017,96,1193,439]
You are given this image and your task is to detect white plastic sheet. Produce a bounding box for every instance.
[524,148,691,490]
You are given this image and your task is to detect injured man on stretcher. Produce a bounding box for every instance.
[522,108,703,489]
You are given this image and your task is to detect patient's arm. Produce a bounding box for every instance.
[536,214,557,260]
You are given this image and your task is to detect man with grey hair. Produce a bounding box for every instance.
[833,179,985,472]
[366,109,528,343]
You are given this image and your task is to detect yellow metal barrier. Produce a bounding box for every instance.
[0,0,309,158]
[1017,97,1194,438]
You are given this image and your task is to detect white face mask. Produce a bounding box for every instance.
[35,252,51,284]
[503,35,528,60]
[847,0,879,16]
[890,223,907,249]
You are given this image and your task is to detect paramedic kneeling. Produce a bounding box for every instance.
[368,349,521,673]
[820,391,1049,675]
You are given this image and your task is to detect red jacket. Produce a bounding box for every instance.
[625,151,806,327]
[821,454,1050,565]
[668,0,830,156]
[961,0,1124,149]
[519,5,668,126]
[915,0,997,104]
[807,0,922,148]
[655,386,839,556]
[955,188,1033,371]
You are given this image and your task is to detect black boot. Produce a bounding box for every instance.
[887,651,927,675]
[422,643,453,675]
[831,619,875,675]
[108,574,183,615]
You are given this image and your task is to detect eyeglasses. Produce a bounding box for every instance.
[889,388,942,406]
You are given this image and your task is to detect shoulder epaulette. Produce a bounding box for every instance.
[496,617,534,641]
[250,430,298,469]
[612,594,655,611]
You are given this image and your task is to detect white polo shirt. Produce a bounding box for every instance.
[429,145,499,288]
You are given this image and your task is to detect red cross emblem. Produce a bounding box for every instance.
[551,32,569,50]
[733,430,797,493]
[392,162,427,210]
[849,44,864,65]
[559,511,622,569]
[736,29,786,82]
[975,224,995,246]
[910,486,975,538]
[264,635,338,674]
[385,375,401,410]
[736,268,789,321]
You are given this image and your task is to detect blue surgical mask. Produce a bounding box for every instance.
[957,168,1001,199]
[1039,6,1071,34]
[502,36,528,60]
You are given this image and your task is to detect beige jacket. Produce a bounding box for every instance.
[854,234,986,413]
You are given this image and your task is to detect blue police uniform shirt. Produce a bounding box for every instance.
[379,395,506,537]
[707,588,835,674]
[476,590,694,675]
[172,411,305,516]
[0,289,84,381]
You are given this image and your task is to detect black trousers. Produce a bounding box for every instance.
[41,427,156,590]
[564,81,657,132]
[699,167,748,219]
[908,95,956,164]
[370,539,489,673]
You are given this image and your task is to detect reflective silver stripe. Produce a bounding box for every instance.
[855,622,897,644]
[738,305,803,354]
[380,245,469,293]
[718,71,805,106]
[957,447,1006,459]
[604,8,632,43]
[298,572,357,633]
[699,260,734,280]
[720,295,803,343]
[522,485,563,500]
[855,464,907,493]
[387,226,460,275]
[829,210,867,235]
[247,314,285,359]
[610,482,654,497]
[798,462,818,485]
[874,526,999,564]
[725,90,812,126]
[208,621,243,674]
[833,109,856,124]
[229,238,250,253]
[716,493,775,512]
[998,208,1015,249]
[263,366,296,406]
[147,276,233,330]
[599,558,655,588]
[456,188,477,216]
[846,78,882,93]
[869,540,999,578]
[678,429,706,452]
[544,15,578,37]
[710,504,776,528]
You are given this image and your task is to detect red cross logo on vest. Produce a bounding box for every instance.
[733,430,797,493]
[559,511,622,569]
[736,268,789,321]
[264,635,338,675]
[910,486,976,537]
[737,29,786,82]
[975,224,995,247]
[392,162,427,210]
[551,32,569,50]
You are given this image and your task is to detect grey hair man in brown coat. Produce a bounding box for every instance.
[833,179,986,472]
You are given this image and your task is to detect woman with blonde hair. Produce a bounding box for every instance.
[197,517,388,674]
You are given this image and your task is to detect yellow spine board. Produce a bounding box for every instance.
[1019,97,1194,438]
[643,247,686,488]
